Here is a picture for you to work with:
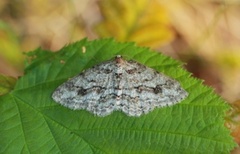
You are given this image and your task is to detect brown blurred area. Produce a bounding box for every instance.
[0,0,240,152]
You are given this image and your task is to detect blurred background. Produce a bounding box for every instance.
[0,0,240,152]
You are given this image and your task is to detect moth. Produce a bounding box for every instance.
[52,55,188,117]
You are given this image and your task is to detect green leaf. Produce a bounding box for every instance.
[0,38,236,153]
[0,74,17,96]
